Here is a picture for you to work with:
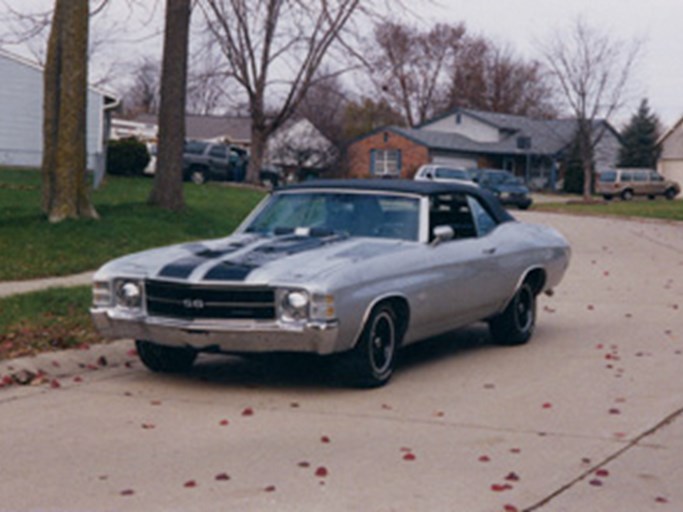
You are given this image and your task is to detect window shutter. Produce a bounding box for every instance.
[397,150,402,176]
[370,149,376,176]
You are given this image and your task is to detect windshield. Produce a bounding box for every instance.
[245,192,420,241]
[435,168,470,180]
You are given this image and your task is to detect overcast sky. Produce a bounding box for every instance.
[2,0,681,127]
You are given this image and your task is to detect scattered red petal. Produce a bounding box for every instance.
[381,403,393,410]
[478,455,491,463]
[120,489,135,496]
[491,483,513,492]
[127,349,138,357]
[403,453,416,461]
[51,360,60,368]
[241,407,254,416]
[97,356,108,367]
[587,305,595,311]
[86,364,98,371]
[150,400,162,406]
[609,408,621,415]
[298,461,311,468]
[505,472,520,482]
[219,419,230,426]
[315,466,329,477]
[215,473,230,481]
[50,379,61,389]
[290,402,300,408]
[596,343,604,350]
[655,496,669,504]
[503,505,519,512]
[141,423,155,430]
[321,435,331,443]
[264,485,276,492]
[589,479,603,487]
[184,480,197,488]
[2,375,12,386]
[595,469,610,478]
[542,402,552,409]
[73,376,83,383]
[603,271,610,277]
[510,448,521,454]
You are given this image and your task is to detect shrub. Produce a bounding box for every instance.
[107,137,150,176]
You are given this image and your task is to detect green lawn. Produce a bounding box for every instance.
[532,197,683,222]
[0,168,264,280]
[0,286,101,360]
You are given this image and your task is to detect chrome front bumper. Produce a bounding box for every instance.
[91,308,341,355]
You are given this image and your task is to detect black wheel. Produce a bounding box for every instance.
[342,304,399,388]
[489,282,536,346]
[621,189,633,201]
[135,340,197,373]
[189,167,207,185]
[602,195,613,201]
[648,195,656,200]
[665,188,677,200]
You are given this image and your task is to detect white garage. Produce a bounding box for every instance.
[658,117,683,189]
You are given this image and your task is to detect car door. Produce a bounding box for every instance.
[407,193,507,340]
[207,144,231,180]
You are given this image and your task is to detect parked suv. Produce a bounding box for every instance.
[597,168,680,200]
[182,140,248,184]
[414,164,474,183]
[469,169,533,210]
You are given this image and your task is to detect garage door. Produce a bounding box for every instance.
[658,160,683,189]
[431,155,477,169]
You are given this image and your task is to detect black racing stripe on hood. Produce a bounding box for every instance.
[158,244,242,279]
[201,234,347,282]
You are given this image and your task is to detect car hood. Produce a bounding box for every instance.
[94,233,414,287]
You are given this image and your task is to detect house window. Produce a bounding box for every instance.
[371,149,402,177]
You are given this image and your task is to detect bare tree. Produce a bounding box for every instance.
[296,71,349,147]
[41,0,98,222]
[199,0,361,183]
[369,21,465,127]
[122,57,162,115]
[447,38,557,118]
[186,47,232,115]
[148,0,191,211]
[542,18,640,199]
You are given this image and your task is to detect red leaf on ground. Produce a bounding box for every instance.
[655,496,669,504]
[184,480,197,488]
[491,483,513,492]
[97,356,108,367]
[315,466,329,477]
[50,379,61,389]
[264,485,276,492]
[127,349,138,357]
[589,479,603,487]
[150,400,162,406]
[608,408,621,415]
[503,505,519,512]
[241,407,254,416]
[595,469,610,477]
[381,403,393,410]
[141,423,155,430]
[505,472,520,482]
[321,435,331,443]
[219,419,229,426]
[542,402,552,409]
[51,360,60,368]
[298,461,311,468]
[120,489,135,496]
[510,448,521,454]
[479,455,491,462]
[215,473,230,481]
[587,305,595,311]
[1,375,12,386]
[73,376,83,383]
[403,453,416,461]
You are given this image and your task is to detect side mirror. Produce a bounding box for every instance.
[431,225,454,246]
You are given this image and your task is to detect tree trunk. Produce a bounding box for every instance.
[41,0,97,222]
[247,120,268,185]
[148,0,191,211]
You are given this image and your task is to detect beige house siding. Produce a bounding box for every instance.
[420,113,500,143]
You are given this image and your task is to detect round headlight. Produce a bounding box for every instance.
[116,281,142,308]
[287,291,309,309]
[280,290,309,321]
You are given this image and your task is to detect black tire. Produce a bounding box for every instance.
[603,195,613,201]
[341,304,399,388]
[489,282,536,346]
[665,188,677,200]
[648,195,656,200]
[135,340,197,373]
[189,167,207,185]
[621,189,634,201]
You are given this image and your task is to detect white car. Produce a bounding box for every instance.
[414,164,474,184]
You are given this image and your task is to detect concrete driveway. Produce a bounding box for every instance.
[1,212,682,512]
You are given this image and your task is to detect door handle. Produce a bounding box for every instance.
[483,247,497,255]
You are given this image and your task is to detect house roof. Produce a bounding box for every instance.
[131,113,252,143]
[371,108,619,158]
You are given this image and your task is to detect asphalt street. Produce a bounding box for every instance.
[0,211,682,512]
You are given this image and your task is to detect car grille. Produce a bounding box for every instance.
[145,279,276,320]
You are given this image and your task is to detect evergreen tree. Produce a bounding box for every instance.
[618,99,661,168]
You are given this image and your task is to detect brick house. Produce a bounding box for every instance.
[347,108,621,190]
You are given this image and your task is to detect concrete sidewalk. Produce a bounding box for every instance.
[0,270,94,298]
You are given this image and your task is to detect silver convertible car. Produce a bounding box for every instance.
[91,180,570,387]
